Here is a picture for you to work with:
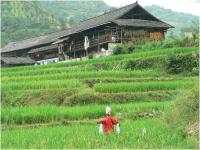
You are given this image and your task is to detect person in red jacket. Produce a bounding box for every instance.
[97,106,119,133]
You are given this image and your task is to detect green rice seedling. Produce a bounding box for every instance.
[2,70,163,82]
[1,101,171,125]
[1,46,198,150]
[84,77,197,88]
[2,47,198,74]
[84,76,196,84]
[2,65,93,77]
[94,80,196,93]
[2,87,177,106]
[2,51,197,78]
[66,88,180,105]
[1,119,196,149]
[2,80,83,91]
[1,88,79,107]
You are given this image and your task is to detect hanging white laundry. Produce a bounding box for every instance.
[84,36,90,50]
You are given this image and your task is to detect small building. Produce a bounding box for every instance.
[1,2,173,66]
[1,56,35,67]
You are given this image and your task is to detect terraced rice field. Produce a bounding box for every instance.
[1,47,198,148]
[2,119,194,149]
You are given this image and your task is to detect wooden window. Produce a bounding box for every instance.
[149,32,163,41]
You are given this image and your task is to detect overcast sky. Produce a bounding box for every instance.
[103,0,200,16]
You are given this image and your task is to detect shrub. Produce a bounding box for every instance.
[124,56,164,70]
[113,44,125,55]
[162,37,199,48]
[92,62,117,70]
[165,53,199,74]
[141,40,163,50]
[127,46,134,53]
[191,67,199,76]
[164,84,199,136]
[174,87,199,124]
[125,42,137,53]
[162,38,177,48]
[136,37,198,51]
[88,54,93,59]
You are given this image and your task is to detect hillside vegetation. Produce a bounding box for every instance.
[1,0,110,47]
[39,1,111,24]
[1,1,62,46]
[145,5,198,35]
[1,41,199,148]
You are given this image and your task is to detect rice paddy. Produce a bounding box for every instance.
[1,47,198,149]
[94,80,196,93]
[1,101,171,125]
[1,119,194,149]
[2,46,197,73]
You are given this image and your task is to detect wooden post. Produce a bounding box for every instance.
[80,50,82,60]
[121,27,123,44]
[87,49,88,57]
[73,40,76,58]
[98,44,100,54]
[98,31,100,53]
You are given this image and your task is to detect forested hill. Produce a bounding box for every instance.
[39,1,112,24]
[145,5,198,35]
[1,0,111,47]
[1,1,62,46]
[1,1,198,47]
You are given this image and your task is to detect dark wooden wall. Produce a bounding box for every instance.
[63,25,165,55]
[2,25,166,62]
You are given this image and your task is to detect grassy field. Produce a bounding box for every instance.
[94,80,196,93]
[1,46,199,149]
[1,101,171,125]
[1,119,195,149]
[1,47,198,72]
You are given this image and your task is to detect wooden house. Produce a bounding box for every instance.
[1,2,173,66]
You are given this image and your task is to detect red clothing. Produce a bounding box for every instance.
[97,115,119,133]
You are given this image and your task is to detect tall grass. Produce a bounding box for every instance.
[2,70,163,82]
[1,88,80,107]
[2,80,83,91]
[94,80,195,93]
[2,88,177,107]
[1,119,195,149]
[1,101,171,125]
[164,85,199,131]
[2,47,198,73]
[2,65,92,77]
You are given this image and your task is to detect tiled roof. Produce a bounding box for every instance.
[1,56,35,65]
